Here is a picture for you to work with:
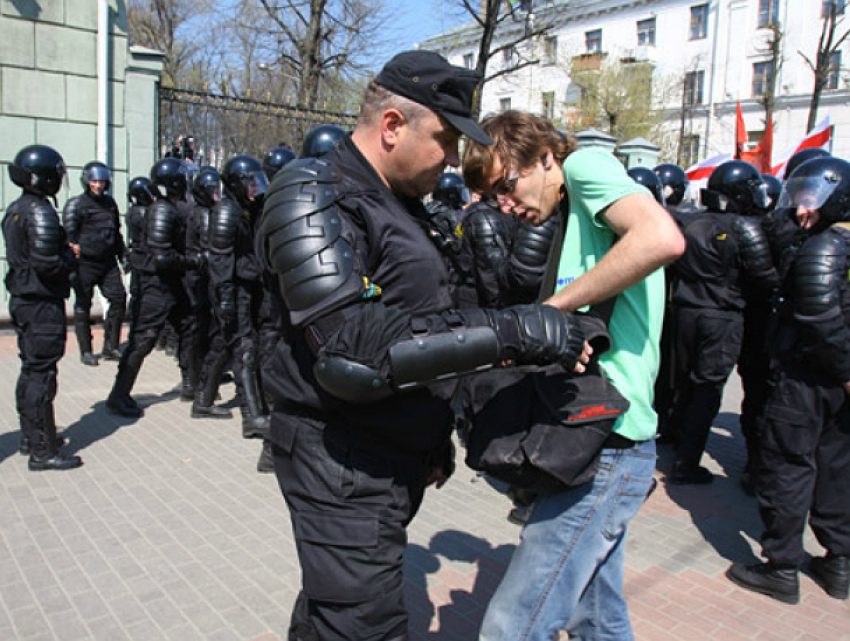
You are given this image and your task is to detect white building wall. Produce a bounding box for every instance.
[424,0,850,165]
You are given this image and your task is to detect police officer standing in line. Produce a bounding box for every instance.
[106,157,203,417]
[125,177,154,336]
[193,155,270,436]
[260,50,585,640]
[727,157,850,604]
[3,145,82,470]
[667,160,775,484]
[63,161,127,365]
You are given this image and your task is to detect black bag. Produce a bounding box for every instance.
[464,361,629,494]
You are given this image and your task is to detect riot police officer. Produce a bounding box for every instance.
[727,157,850,604]
[299,124,346,158]
[655,162,690,207]
[3,145,82,470]
[63,161,127,365]
[628,166,666,205]
[125,176,154,335]
[667,160,775,484]
[106,157,203,417]
[262,146,297,182]
[192,155,270,436]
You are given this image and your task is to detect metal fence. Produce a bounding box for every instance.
[158,87,359,167]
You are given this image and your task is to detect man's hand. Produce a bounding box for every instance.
[426,467,449,489]
[70,242,80,259]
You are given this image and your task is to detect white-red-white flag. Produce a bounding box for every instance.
[684,152,732,201]
[769,116,832,179]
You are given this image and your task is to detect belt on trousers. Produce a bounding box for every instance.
[603,432,637,449]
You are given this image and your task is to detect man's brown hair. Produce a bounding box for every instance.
[463,110,577,194]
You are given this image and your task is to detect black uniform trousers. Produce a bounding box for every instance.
[10,297,66,439]
[755,360,850,567]
[73,258,126,319]
[737,300,773,467]
[272,412,430,641]
[669,305,743,465]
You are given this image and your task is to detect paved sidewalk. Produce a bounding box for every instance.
[0,329,847,640]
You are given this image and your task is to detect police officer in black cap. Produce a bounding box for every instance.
[63,161,127,365]
[667,160,776,484]
[260,50,585,640]
[3,145,82,470]
[727,157,850,604]
[106,157,203,417]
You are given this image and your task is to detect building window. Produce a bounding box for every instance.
[826,51,842,90]
[500,97,512,112]
[682,135,701,168]
[690,4,708,40]
[463,53,474,69]
[823,0,846,17]
[758,0,780,27]
[684,70,705,105]
[542,91,555,119]
[543,36,558,65]
[752,61,775,97]
[586,29,602,53]
[503,46,517,70]
[637,18,656,46]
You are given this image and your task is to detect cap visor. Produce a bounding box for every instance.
[441,111,493,145]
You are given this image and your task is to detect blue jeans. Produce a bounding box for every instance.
[479,439,656,641]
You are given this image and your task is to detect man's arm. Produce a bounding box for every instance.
[545,192,685,312]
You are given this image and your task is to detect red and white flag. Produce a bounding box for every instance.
[769,116,832,179]
[684,152,732,200]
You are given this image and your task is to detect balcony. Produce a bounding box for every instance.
[572,52,606,72]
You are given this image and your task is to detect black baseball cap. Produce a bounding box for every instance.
[375,50,493,145]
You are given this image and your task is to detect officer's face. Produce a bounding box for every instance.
[485,152,561,227]
[794,192,821,229]
[89,180,108,196]
[393,110,461,198]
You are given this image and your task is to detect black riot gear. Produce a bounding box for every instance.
[128,176,154,206]
[300,124,346,158]
[655,163,689,206]
[9,145,67,198]
[262,146,297,181]
[778,157,850,234]
[761,173,782,212]
[150,157,190,201]
[702,160,769,215]
[221,155,268,213]
[81,161,112,193]
[628,167,665,205]
[432,173,470,209]
[784,147,830,181]
[192,168,222,209]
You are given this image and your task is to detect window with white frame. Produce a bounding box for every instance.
[637,18,656,46]
[826,51,842,90]
[758,0,780,27]
[586,29,602,53]
[500,97,512,112]
[544,36,558,65]
[690,4,708,40]
[502,46,518,70]
[542,91,555,120]
[463,53,474,69]
[684,70,705,105]
[752,61,775,97]
[823,0,846,16]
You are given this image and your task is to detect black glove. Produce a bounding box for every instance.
[488,304,585,370]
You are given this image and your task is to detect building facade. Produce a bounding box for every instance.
[422,0,849,167]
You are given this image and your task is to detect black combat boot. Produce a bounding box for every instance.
[726,562,799,604]
[28,407,82,471]
[75,317,99,366]
[810,554,849,600]
[240,350,270,439]
[256,440,275,473]
[106,349,144,417]
[101,306,124,361]
[191,352,232,419]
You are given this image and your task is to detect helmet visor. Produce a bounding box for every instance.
[776,174,840,213]
[246,171,268,201]
[85,164,112,183]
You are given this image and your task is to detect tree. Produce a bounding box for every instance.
[801,0,850,131]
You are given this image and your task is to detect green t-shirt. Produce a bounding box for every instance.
[556,148,665,442]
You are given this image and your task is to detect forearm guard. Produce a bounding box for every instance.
[732,215,779,290]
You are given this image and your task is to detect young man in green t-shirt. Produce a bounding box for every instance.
[463,111,685,640]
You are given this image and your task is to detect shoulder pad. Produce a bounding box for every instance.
[468,206,503,245]
[793,231,847,316]
[62,196,83,234]
[147,200,178,246]
[209,199,241,251]
[28,201,64,257]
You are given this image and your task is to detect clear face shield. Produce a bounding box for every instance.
[749,178,770,211]
[85,164,112,194]
[776,174,840,214]
[246,171,269,202]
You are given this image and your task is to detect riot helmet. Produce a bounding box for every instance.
[627,167,665,206]
[150,157,190,201]
[777,157,850,233]
[760,173,782,213]
[128,176,154,206]
[263,146,297,181]
[432,173,470,210]
[81,161,112,195]
[9,144,67,197]
[702,160,769,214]
[784,147,830,181]
[193,168,222,209]
[300,125,346,158]
[654,163,689,206]
[221,155,268,213]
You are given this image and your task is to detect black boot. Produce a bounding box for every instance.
[191,352,232,419]
[669,459,713,485]
[726,562,799,604]
[240,350,270,439]
[75,317,99,366]
[20,434,65,455]
[179,373,195,402]
[106,348,144,418]
[257,440,275,473]
[810,554,849,600]
[28,406,82,471]
[102,305,124,361]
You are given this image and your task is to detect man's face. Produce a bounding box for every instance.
[794,191,822,229]
[484,153,559,227]
[88,180,108,197]
[390,110,461,198]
